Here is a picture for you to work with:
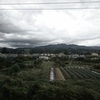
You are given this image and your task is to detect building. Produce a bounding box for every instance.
[58,53,66,57]
[91,53,99,60]
[39,56,49,60]
[71,54,80,58]
[91,53,99,57]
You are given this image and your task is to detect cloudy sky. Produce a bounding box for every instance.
[0,0,100,48]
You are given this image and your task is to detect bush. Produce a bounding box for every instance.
[9,63,20,75]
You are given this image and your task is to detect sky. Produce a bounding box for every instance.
[0,0,100,48]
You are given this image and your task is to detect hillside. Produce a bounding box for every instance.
[0,44,100,54]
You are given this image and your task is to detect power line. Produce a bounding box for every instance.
[0,7,100,10]
[0,1,100,5]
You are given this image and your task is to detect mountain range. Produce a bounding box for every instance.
[0,44,100,54]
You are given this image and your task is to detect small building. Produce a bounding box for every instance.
[91,53,99,60]
[58,53,66,57]
[79,55,85,58]
[50,54,56,57]
[91,53,99,57]
[39,56,49,60]
[71,54,80,58]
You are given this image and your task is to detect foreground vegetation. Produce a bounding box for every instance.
[0,56,100,100]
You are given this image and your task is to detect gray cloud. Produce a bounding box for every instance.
[0,23,22,33]
[0,0,100,48]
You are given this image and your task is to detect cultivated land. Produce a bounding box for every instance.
[55,68,66,80]
[0,55,100,100]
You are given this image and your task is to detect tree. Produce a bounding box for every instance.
[9,63,20,75]
[1,47,8,54]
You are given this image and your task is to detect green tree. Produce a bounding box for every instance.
[9,63,20,75]
[1,47,8,54]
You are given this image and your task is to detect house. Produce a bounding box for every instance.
[91,53,99,57]
[58,53,66,57]
[39,56,49,60]
[71,54,80,58]
[91,53,99,60]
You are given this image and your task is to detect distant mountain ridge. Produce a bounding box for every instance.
[0,44,100,54]
[33,44,100,50]
[31,44,100,54]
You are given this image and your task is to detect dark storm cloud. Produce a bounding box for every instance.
[9,41,47,48]
[0,37,55,48]
[0,23,23,33]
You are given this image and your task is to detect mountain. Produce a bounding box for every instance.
[0,44,100,54]
[31,44,100,54]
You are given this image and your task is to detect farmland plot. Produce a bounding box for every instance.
[60,67,71,79]
[49,67,66,81]
[60,66,100,80]
[55,68,65,80]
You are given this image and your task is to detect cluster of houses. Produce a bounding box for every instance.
[0,52,99,60]
[70,53,99,60]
